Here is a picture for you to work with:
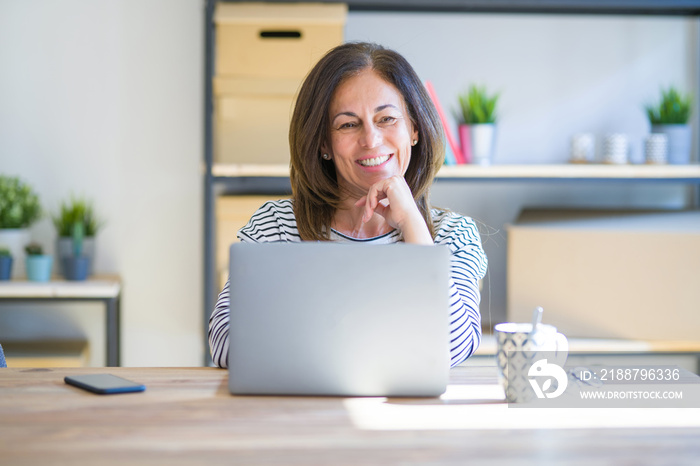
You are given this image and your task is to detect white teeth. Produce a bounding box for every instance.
[358,155,390,167]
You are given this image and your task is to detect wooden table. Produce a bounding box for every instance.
[1,366,699,465]
[0,277,122,366]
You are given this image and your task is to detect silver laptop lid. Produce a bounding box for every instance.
[228,242,450,397]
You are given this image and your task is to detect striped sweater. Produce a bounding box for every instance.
[209,199,488,369]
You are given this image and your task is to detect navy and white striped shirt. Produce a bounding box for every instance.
[209,199,488,369]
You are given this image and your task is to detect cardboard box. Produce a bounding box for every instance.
[215,3,347,79]
[507,209,700,341]
[214,77,299,164]
[216,195,289,290]
[213,3,346,164]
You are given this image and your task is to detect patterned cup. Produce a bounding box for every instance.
[570,133,595,163]
[495,323,568,403]
[645,134,668,164]
[602,134,629,164]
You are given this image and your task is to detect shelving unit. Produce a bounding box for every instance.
[0,276,122,366]
[202,0,700,365]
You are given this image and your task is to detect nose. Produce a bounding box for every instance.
[359,124,381,149]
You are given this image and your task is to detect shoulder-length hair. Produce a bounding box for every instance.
[289,42,445,241]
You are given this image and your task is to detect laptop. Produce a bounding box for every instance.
[227,242,450,397]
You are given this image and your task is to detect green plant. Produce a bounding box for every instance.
[0,175,41,229]
[25,242,44,256]
[645,86,692,125]
[457,85,500,124]
[52,196,103,237]
[0,247,10,257]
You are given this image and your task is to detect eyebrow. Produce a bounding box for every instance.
[331,104,400,124]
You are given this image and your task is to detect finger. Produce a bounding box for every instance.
[373,198,389,219]
[363,186,378,223]
[365,182,391,222]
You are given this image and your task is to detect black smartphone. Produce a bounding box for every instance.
[64,374,146,395]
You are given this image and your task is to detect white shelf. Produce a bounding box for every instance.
[213,163,290,178]
[212,163,700,181]
[0,276,121,299]
[437,164,700,179]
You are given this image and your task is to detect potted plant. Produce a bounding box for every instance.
[456,85,501,165]
[0,175,41,278]
[0,247,12,281]
[53,196,102,277]
[25,242,52,282]
[645,86,693,164]
[61,222,90,281]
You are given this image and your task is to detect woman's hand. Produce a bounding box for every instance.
[354,175,433,245]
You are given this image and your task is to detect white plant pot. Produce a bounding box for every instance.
[0,228,30,278]
[470,124,497,166]
[651,124,691,164]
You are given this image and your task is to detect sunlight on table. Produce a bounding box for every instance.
[344,383,700,431]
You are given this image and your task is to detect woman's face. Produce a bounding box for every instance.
[325,68,418,197]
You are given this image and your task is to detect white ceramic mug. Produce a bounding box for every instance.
[570,133,595,163]
[602,134,629,164]
[495,323,568,403]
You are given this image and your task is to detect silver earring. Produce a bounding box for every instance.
[412,140,418,146]
[322,153,331,160]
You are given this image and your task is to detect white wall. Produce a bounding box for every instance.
[346,13,697,325]
[347,13,696,164]
[0,0,204,366]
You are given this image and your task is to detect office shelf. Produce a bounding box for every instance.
[0,276,122,366]
[213,162,700,181]
[213,163,290,178]
[436,163,700,181]
[203,0,700,365]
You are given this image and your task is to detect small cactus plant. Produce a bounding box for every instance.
[24,242,44,256]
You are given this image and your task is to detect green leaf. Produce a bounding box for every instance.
[457,84,500,124]
[0,175,41,228]
[52,195,103,237]
[645,86,692,125]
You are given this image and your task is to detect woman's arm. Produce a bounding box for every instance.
[434,212,488,367]
[359,184,487,367]
[447,264,483,367]
[356,175,433,245]
[208,199,298,368]
[209,280,231,368]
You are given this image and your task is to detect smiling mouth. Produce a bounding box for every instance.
[358,154,391,167]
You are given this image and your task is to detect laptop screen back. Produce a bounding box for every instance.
[228,242,450,397]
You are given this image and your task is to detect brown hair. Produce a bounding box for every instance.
[289,42,445,241]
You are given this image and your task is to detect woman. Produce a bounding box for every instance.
[209,42,487,369]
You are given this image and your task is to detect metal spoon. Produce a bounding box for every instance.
[531,306,543,332]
